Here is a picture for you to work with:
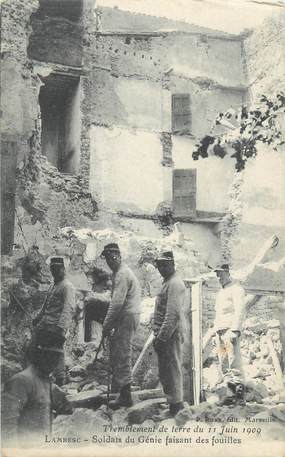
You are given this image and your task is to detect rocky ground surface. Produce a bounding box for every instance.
[52,384,285,449]
[1,228,285,449]
[51,310,285,448]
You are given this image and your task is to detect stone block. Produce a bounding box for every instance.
[69,365,86,377]
[53,407,111,438]
[69,389,113,409]
[271,405,285,422]
[127,398,166,424]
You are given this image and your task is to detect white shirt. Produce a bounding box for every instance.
[214,281,246,332]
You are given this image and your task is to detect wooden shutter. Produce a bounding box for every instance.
[173,169,197,217]
[172,94,191,133]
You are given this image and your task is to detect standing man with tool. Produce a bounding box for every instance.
[100,243,141,409]
[213,263,246,404]
[153,250,186,417]
[32,257,76,386]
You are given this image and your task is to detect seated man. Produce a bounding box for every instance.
[1,330,73,448]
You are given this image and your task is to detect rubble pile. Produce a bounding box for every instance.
[61,226,208,294]
[242,317,282,397]
[1,221,205,391]
[203,316,283,405]
[14,157,99,256]
[0,251,51,384]
[52,392,285,444]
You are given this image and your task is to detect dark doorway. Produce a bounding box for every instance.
[39,74,81,174]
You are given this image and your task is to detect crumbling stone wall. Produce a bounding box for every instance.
[85,28,245,213]
[1,248,50,384]
[228,10,285,269]
[1,0,40,151]
[0,0,100,387]
[28,16,83,66]
[244,9,285,101]
[15,157,98,255]
[83,31,245,133]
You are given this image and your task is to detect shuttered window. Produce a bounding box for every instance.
[172,94,191,134]
[173,169,197,217]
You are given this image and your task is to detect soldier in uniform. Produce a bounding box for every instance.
[153,250,186,417]
[2,330,73,448]
[101,243,141,409]
[32,257,76,386]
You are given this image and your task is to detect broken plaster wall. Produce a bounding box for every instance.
[28,13,83,67]
[0,0,98,254]
[1,0,40,152]
[0,1,100,383]
[172,136,236,213]
[84,18,246,214]
[89,126,165,213]
[244,8,285,101]
[1,0,41,256]
[229,11,285,269]
[242,9,285,220]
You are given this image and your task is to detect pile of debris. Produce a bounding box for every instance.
[203,316,283,405]
[60,225,208,293]
[52,386,285,444]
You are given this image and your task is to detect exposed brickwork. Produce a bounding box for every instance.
[160,132,173,167]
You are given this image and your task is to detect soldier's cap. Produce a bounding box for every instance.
[50,257,65,266]
[100,243,120,258]
[36,345,64,354]
[156,250,174,262]
[213,263,230,272]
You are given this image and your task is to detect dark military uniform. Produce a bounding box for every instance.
[33,278,75,384]
[103,263,141,390]
[153,272,186,404]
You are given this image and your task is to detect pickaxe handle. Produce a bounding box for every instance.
[132,333,154,376]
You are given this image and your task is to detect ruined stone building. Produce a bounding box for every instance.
[1,0,285,403]
[1,0,284,265]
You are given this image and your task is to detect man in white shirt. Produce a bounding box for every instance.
[213,263,246,404]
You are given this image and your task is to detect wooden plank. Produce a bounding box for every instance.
[266,335,284,390]
[182,286,194,404]
[191,281,202,405]
[202,327,215,363]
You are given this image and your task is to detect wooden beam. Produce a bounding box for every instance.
[266,335,284,390]
[191,281,203,405]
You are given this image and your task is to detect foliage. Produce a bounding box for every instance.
[192,92,285,171]
[155,201,174,235]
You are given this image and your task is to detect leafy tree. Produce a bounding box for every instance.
[192,92,285,263]
[192,92,285,171]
